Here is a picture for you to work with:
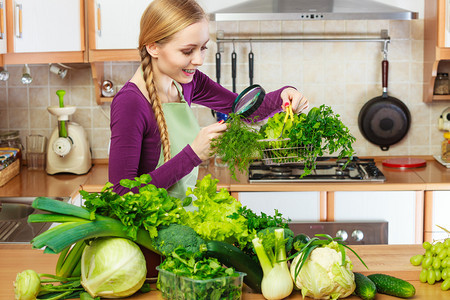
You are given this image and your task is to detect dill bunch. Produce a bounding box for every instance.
[211,114,262,180]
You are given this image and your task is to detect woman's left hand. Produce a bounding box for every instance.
[280,87,309,114]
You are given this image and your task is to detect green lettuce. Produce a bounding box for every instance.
[182,175,251,246]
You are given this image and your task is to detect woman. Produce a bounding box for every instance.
[109,0,309,197]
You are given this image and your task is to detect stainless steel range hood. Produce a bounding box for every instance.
[209,0,418,21]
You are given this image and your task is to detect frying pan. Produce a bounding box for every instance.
[358,57,411,151]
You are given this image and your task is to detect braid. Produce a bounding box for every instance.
[140,48,171,162]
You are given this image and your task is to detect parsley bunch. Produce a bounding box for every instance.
[81,174,186,240]
[287,105,356,175]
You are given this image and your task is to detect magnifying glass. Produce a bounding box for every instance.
[231,84,266,118]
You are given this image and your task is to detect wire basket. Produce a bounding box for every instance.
[258,138,316,165]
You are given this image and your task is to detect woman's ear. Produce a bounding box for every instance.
[146,43,159,58]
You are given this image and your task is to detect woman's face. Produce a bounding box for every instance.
[150,19,209,84]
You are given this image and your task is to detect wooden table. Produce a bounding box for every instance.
[0,244,448,299]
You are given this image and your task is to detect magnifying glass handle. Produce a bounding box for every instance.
[232,51,237,93]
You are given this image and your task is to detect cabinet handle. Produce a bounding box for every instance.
[96,3,101,37]
[15,3,22,38]
[0,2,4,39]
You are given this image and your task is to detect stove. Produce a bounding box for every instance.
[248,157,386,183]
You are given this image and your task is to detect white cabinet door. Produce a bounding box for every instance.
[0,0,6,53]
[238,192,321,222]
[431,191,450,240]
[12,0,81,53]
[94,0,150,50]
[334,191,417,245]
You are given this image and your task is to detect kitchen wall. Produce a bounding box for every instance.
[0,1,449,160]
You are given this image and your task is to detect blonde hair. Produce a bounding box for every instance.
[138,0,206,162]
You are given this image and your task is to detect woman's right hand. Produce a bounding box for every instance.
[191,121,228,161]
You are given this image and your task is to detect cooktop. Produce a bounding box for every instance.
[248,157,386,183]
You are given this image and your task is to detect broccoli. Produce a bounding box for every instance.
[152,224,206,256]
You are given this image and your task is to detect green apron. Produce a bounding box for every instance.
[156,82,200,199]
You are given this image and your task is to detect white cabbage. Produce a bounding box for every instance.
[81,237,147,298]
[290,242,355,300]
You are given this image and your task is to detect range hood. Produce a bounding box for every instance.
[209,0,418,21]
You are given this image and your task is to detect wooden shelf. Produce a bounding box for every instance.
[91,61,105,105]
[432,94,450,101]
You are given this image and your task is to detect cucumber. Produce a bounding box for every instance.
[367,273,416,298]
[353,272,376,300]
[205,240,263,293]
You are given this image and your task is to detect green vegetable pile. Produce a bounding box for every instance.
[19,174,294,298]
[213,105,356,178]
[17,173,376,300]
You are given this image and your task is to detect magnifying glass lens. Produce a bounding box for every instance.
[232,84,266,118]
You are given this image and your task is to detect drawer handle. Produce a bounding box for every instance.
[15,3,22,38]
[0,2,4,39]
[96,3,101,37]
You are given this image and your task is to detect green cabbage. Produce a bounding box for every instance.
[290,242,355,300]
[81,237,147,298]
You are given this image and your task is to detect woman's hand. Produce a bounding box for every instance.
[191,121,228,161]
[280,87,309,114]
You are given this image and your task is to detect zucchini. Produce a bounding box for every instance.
[367,273,416,298]
[205,240,263,293]
[353,272,376,300]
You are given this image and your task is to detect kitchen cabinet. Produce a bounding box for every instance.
[237,192,323,222]
[331,191,422,245]
[424,190,450,241]
[90,0,149,50]
[2,0,85,64]
[87,0,150,104]
[424,0,450,102]
[86,0,147,61]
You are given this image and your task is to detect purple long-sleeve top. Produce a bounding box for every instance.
[109,70,285,195]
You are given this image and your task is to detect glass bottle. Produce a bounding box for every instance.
[442,132,450,163]
[434,73,449,95]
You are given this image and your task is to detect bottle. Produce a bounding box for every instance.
[442,132,450,163]
[0,130,23,160]
[434,73,449,95]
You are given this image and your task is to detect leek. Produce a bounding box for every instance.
[28,197,159,255]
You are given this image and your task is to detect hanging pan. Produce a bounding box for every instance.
[358,55,411,151]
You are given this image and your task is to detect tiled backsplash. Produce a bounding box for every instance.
[0,19,449,159]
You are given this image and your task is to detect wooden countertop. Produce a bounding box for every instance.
[0,165,90,198]
[0,157,449,198]
[0,244,447,299]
